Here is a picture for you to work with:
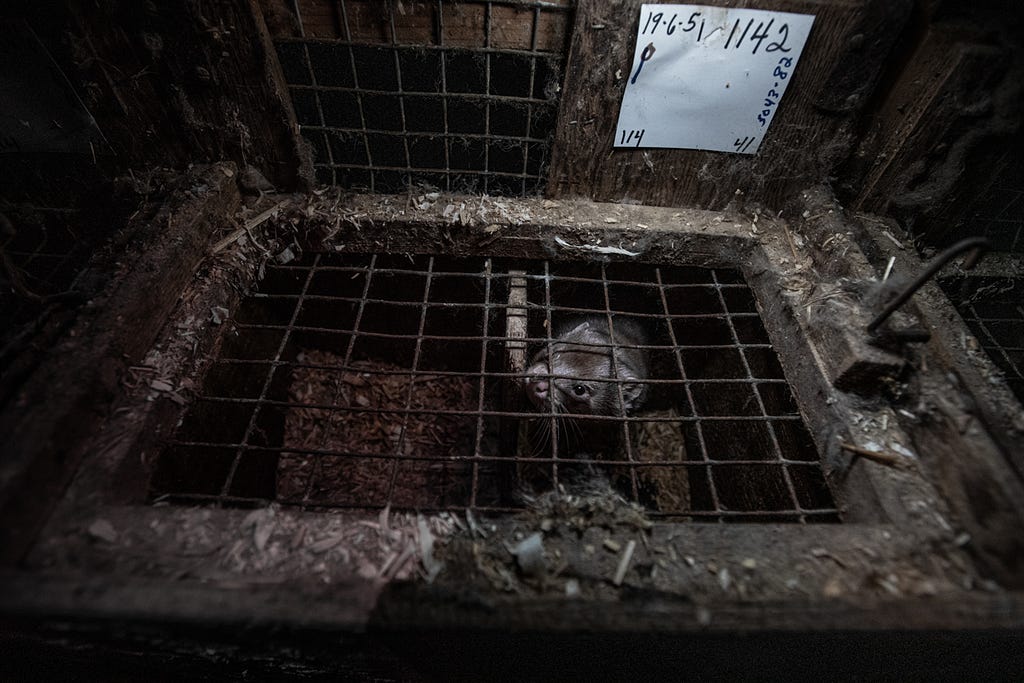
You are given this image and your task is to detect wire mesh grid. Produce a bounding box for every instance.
[0,206,86,317]
[967,147,1024,254]
[941,276,1024,404]
[0,208,90,359]
[153,252,839,523]
[271,0,573,195]
[943,140,1024,254]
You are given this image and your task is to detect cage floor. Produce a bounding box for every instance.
[941,276,1024,404]
[154,252,838,523]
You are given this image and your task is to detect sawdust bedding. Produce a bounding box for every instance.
[278,350,478,508]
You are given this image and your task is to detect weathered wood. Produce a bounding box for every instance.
[0,164,240,566]
[2,571,1023,679]
[283,0,571,50]
[2,569,1023,633]
[547,0,913,209]
[64,0,305,189]
[846,23,1017,242]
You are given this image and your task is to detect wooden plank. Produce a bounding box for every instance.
[2,580,1023,677]
[0,164,240,566]
[295,0,343,39]
[847,24,1016,244]
[546,0,913,209]
[65,0,305,189]
[281,2,569,51]
[3,568,1024,632]
[442,2,486,47]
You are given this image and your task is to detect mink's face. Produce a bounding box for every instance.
[524,346,611,415]
[522,318,650,416]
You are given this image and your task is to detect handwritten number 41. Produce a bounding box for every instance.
[734,136,756,153]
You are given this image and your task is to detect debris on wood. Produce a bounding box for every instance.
[612,539,636,586]
[418,515,444,582]
[87,519,118,544]
[511,532,546,577]
[840,441,911,468]
[210,306,229,324]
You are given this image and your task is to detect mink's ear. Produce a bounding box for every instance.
[621,381,647,413]
[564,320,590,337]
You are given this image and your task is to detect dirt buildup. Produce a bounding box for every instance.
[278,350,477,508]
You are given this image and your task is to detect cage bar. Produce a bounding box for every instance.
[153,252,838,523]
[273,0,572,194]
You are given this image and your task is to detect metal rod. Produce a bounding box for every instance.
[866,236,992,334]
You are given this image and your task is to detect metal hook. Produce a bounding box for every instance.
[866,236,992,334]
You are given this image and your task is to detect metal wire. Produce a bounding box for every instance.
[942,276,1024,404]
[273,0,572,195]
[153,252,839,523]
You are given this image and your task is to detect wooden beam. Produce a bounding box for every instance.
[64,0,306,189]
[0,164,240,566]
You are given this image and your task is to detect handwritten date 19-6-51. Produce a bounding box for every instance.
[640,10,795,55]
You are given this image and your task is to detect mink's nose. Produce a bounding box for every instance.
[526,378,549,407]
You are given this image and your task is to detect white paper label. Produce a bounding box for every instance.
[614,4,815,154]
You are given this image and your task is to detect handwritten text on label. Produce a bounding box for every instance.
[614,5,815,154]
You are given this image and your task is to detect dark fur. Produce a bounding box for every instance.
[524,316,650,416]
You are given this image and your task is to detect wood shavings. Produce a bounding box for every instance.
[212,198,291,254]
[612,539,636,586]
[242,508,276,552]
[840,441,910,469]
[210,306,229,324]
[511,532,546,577]
[553,236,641,257]
[87,519,118,543]
[418,515,444,582]
[278,351,476,507]
[881,229,906,250]
[717,567,731,591]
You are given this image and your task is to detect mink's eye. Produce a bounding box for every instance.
[572,384,588,397]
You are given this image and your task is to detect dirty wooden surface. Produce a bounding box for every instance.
[0,164,240,566]
[846,23,1018,243]
[547,0,912,209]
[275,0,573,51]
[63,0,305,188]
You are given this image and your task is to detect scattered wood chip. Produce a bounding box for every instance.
[511,532,546,577]
[308,533,346,555]
[418,515,443,582]
[210,306,229,324]
[278,352,476,507]
[717,568,732,591]
[612,539,636,586]
[87,519,118,544]
[603,538,622,553]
